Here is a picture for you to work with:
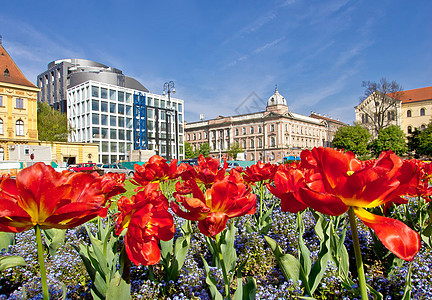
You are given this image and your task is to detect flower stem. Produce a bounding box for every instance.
[348,207,368,300]
[35,225,49,300]
[215,234,230,300]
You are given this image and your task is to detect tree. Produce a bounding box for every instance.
[197,142,210,157]
[184,142,196,159]
[332,124,371,156]
[357,78,404,136]
[37,102,71,142]
[227,143,243,160]
[411,121,432,157]
[368,125,407,156]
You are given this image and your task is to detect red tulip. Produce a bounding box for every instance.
[179,154,225,188]
[132,155,179,188]
[115,183,174,266]
[298,147,421,261]
[0,162,124,233]
[171,171,256,237]
[267,164,308,213]
[243,161,277,184]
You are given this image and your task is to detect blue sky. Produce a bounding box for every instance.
[1,0,431,124]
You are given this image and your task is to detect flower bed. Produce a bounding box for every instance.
[0,149,431,300]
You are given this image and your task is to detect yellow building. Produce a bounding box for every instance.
[0,41,39,159]
[0,40,99,164]
[400,86,432,135]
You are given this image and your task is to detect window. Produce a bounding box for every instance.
[109,89,116,100]
[235,128,239,135]
[258,126,262,133]
[101,88,108,99]
[242,128,246,135]
[0,96,3,106]
[250,139,254,148]
[420,108,426,116]
[101,101,108,113]
[16,120,24,136]
[407,126,412,134]
[270,124,275,132]
[118,91,124,102]
[0,147,3,161]
[110,103,116,114]
[387,111,395,121]
[16,98,24,109]
[91,86,99,98]
[242,139,246,149]
[270,136,275,147]
[407,110,412,118]
[250,127,254,134]
[199,133,202,139]
[0,119,3,135]
[258,138,262,148]
[4,68,10,77]
[421,124,426,131]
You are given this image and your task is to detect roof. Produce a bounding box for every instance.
[397,86,432,103]
[0,44,37,88]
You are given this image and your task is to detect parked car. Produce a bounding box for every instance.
[68,163,99,172]
[220,162,241,171]
[180,158,199,166]
[99,163,135,177]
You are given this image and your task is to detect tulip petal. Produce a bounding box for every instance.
[354,208,421,261]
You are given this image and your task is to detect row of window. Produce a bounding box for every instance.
[407,124,427,133]
[407,108,426,117]
[0,96,25,109]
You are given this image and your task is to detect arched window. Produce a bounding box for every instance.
[235,128,239,136]
[16,120,24,136]
[407,126,412,134]
[0,118,3,135]
[407,110,412,118]
[0,147,4,161]
[270,136,275,147]
[250,127,254,134]
[250,139,254,148]
[420,108,425,116]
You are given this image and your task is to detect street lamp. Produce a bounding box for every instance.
[163,81,175,161]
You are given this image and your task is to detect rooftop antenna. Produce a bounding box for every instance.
[200,114,204,120]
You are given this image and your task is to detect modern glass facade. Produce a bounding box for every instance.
[67,81,184,163]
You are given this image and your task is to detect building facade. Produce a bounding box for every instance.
[355,86,432,137]
[0,41,39,160]
[185,88,342,163]
[38,59,184,163]
[399,86,432,135]
[309,113,347,147]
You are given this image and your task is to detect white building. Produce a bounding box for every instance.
[185,88,345,163]
[38,59,184,163]
[67,82,184,163]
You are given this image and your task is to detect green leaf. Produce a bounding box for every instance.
[0,232,15,252]
[93,272,109,299]
[220,222,237,279]
[42,228,66,257]
[242,277,257,300]
[264,236,300,282]
[298,213,312,277]
[367,283,383,300]
[201,255,224,300]
[0,255,26,271]
[308,220,331,294]
[106,272,131,300]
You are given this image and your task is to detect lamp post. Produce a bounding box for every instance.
[163,81,175,161]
